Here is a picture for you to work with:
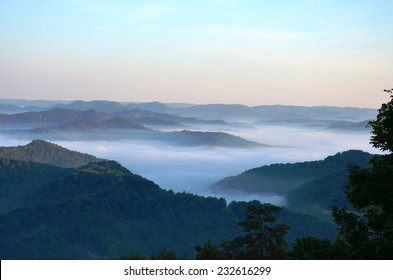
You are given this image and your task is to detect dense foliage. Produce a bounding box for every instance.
[0,99,385,259]
[0,157,335,259]
[0,139,100,168]
[368,89,393,152]
[0,157,74,212]
[220,204,289,259]
[329,90,393,259]
[211,150,374,194]
[292,89,393,259]
[0,160,238,259]
[1,92,388,259]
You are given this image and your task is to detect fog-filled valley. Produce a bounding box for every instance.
[3,0,393,263]
[0,100,381,204]
[1,99,389,259]
[43,130,381,202]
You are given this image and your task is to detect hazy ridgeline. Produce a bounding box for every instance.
[0,100,384,259]
[0,122,379,204]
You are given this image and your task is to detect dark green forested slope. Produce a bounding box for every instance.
[286,171,352,220]
[0,160,238,259]
[0,159,335,259]
[287,171,350,209]
[210,150,374,194]
[0,158,74,213]
[0,139,101,168]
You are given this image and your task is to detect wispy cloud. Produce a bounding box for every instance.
[171,24,310,61]
[70,1,183,34]
[132,1,178,20]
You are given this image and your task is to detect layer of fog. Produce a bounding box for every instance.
[0,124,382,205]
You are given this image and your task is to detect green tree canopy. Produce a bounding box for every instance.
[330,89,393,259]
[195,240,221,260]
[290,237,334,260]
[220,203,289,260]
[368,89,393,152]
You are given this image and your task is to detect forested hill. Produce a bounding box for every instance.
[210,150,376,220]
[0,157,336,259]
[210,150,374,195]
[0,157,74,213]
[0,140,101,168]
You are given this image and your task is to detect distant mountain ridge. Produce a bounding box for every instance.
[0,99,376,147]
[0,108,111,129]
[0,140,101,168]
[56,117,147,130]
[1,99,377,122]
[0,107,264,147]
[0,105,232,129]
[165,130,266,147]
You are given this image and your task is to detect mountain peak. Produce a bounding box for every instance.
[0,139,101,168]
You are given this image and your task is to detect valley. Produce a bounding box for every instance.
[0,99,382,259]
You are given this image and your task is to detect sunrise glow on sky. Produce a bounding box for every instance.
[1,0,392,107]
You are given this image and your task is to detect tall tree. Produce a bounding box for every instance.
[220,203,289,259]
[368,88,393,152]
[290,237,334,260]
[331,89,393,259]
[195,240,221,260]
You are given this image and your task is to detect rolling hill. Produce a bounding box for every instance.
[0,140,339,259]
[210,150,374,195]
[0,157,336,259]
[162,130,265,147]
[0,139,101,168]
[0,105,262,147]
[0,108,111,129]
[210,150,376,220]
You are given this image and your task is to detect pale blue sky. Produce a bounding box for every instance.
[1,0,392,107]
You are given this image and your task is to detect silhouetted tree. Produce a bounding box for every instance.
[149,248,181,260]
[290,237,334,259]
[220,204,289,259]
[331,89,393,259]
[195,240,221,260]
[368,88,393,152]
[116,252,145,260]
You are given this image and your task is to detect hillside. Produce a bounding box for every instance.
[163,130,265,147]
[57,100,130,113]
[0,159,237,259]
[285,171,351,220]
[0,106,263,147]
[1,100,377,125]
[0,140,101,168]
[144,103,376,122]
[287,171,350,209]
[0,108,111,129]
[0,103,234,130]
[210,150,374,195]
[116,108,230,127]
[116,108,182,126]
[0,157,74,213]
[0,103,22,114]
[55,117,147,130]
[0,157,336,259]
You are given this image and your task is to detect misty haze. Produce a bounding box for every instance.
[2,0,393,264]
[1,98,391,261]
[0,104,380,205]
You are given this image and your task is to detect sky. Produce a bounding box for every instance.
[1,0,392,107]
